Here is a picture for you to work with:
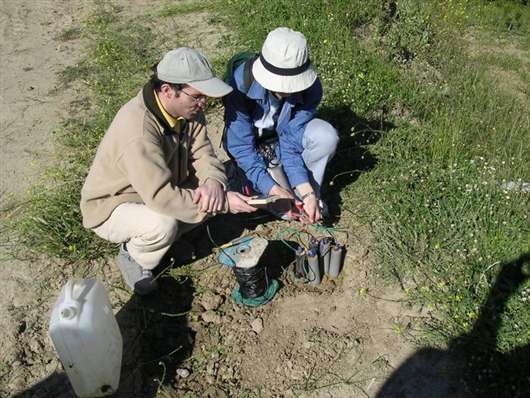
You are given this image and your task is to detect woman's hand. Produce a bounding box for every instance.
[226,192,258,214]
[301,193,321,224]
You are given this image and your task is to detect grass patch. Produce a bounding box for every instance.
[6,0,529,394]
[215,0,529,394]
[7,3,175,262]
[157,0,212,17]
[56,27,82,42]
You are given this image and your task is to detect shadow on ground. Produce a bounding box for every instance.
[377,253,530,398]
[318,105,395,221]
[10,212,270,397]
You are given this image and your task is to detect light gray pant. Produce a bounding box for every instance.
[271,118,338,196]
[93,203,197,270]
[301,118,339,194]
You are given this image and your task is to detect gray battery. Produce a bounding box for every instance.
[294,246,306,279]
[307,247,321,284]
[319,238,332,275]
[328,243,344,278]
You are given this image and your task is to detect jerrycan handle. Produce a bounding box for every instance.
[60,279,82,320]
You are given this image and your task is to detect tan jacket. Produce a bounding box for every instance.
[80,85,227,229]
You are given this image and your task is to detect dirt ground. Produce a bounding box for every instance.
[0,2,464,397]
[0,0,88,395]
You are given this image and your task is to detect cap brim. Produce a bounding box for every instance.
[188,77,233,98]
[252,59,317,93]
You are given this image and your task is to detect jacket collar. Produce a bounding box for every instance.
[246,78,304,105]
[142,82,187,135]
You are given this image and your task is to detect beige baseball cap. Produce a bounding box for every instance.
[157,48,232,97]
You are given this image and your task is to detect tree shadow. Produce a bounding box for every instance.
[317,105,395,221]
[377,253,530,398]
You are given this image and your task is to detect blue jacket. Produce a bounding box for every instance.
[224,62,323,195]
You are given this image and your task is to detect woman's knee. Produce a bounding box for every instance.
[304,119,339,155]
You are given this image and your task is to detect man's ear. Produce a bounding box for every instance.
[160,83,176,98]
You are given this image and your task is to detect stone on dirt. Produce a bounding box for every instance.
[201,310,222,324]
[203,386,227,398]
[176,368,190,378]
[250,317,264,334]
[200,292,223,311]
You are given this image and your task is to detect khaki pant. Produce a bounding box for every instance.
[93,203,198,270]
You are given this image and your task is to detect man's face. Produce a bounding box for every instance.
[160,84,207,120]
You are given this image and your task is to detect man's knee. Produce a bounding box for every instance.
[304,119,339,155]
[143,213,179,245]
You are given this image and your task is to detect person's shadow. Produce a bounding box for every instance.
[317,105,395,220]
[10,212,264,398]
[377,253,530,398]
[114,274,195,397]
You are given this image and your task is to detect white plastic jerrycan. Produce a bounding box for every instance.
[49,278,123,397]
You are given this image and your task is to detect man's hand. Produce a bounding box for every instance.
[226,192,258,214]
[302,194,321,224]
[193,179,225,213]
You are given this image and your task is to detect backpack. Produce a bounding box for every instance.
[223,51,258,93]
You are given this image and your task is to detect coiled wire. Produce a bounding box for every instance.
[233,265,269,299]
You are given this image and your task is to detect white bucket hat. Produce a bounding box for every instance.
[157,47,232,98]
[252,27,317,94]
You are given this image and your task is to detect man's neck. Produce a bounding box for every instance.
[154,91,182,128]
[157,93,179,118]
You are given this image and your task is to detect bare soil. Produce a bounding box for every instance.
[0,0,87,395]
[0,2,458,398]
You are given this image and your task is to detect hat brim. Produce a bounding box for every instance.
[252,59,317,93]
[188,77,233,98]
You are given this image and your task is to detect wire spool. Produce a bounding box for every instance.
[233,264,268,299]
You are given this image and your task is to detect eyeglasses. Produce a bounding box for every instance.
[180,89,207,104]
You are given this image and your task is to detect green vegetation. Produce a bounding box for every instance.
[7,3,166,261]
[215,0,529,394]
[157,1,212,17]
[6,0,529,395]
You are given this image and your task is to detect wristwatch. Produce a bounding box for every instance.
[300,191,316,201]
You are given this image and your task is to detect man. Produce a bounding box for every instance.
[81,48,256,295]
[224,27,339,224]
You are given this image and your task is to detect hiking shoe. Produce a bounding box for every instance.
[116,244,158,296]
